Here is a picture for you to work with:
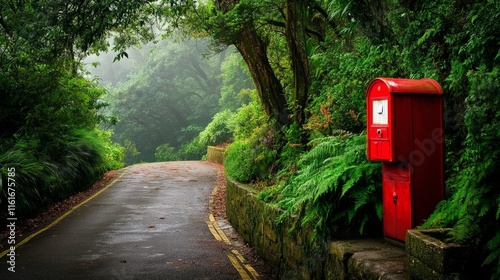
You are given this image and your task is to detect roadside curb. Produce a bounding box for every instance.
[208,180,259,280]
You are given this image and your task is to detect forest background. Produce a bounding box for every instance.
[0,0,498,277]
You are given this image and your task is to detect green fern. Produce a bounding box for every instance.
[259,133,382,239]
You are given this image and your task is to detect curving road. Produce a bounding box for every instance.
[0,162,241,279]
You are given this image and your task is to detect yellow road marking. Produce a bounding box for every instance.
[209,171,261,279]
[0,172,125,258]
[214,223,232,245]
[207,193,259,279]
[227,251,253,280]
[231,250,260,278]
[207,223,223,242]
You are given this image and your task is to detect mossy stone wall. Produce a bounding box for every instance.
[226,178,328,279]
[207,146,226,164]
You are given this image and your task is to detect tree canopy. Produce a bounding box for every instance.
[89,39,242,164]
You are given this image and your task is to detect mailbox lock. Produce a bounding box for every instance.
[377,129,382,137]
[393,192,398,204]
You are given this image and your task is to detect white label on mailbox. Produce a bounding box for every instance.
[373,99,388,125]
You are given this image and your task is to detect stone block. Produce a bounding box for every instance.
[263,223,278,242]
[324,253,348,280]
[283,234,302,271]
[347,248,407,280]
[329,239,385,262]
[406,229,479,280]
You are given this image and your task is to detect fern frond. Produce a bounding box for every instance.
[264,133,382,238]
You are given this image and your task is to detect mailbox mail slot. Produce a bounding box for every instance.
[366,77,445,242]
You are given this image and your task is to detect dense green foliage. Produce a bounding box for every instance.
[96,39,220,163]
[1,0,498,277]
[196,110,234,148]
[223,92,277,183]
[0,58,123,218]
[259,133,382,238]
[0,1,130,218]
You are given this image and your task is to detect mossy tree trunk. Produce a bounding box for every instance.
[234,28,291,128]
[285,0,310,126]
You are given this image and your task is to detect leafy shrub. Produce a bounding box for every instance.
[197,109,234,147]
[97,129,125,170]
[0,140,49,215]
[224,139,275,183]
[259,133,382,239]
[155,143,180,162]
[0,128,117,218]
[176,110,234,161]
[224,140,255,182]
[231,91,269,141]
[176,141,207,160]
[223,91,279,183]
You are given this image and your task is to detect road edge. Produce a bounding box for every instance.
[207,164,260,280]
[0,171,126,258]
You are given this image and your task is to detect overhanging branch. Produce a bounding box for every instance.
[266,19,325,42]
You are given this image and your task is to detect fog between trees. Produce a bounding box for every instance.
[85,38,254,164]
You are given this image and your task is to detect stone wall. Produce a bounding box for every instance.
[207,146,226,164]
[225,178,323,279]
[226,178,408,280]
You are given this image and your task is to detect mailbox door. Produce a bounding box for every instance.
[382,163,411,241]
[368,125,391,160]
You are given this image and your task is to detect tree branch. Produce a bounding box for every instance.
[266,19,325,42]
[313,4,342,39]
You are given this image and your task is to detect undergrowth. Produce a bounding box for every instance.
[259,132,382,239]
[0,128,121,219]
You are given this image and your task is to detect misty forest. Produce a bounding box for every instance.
[0,0,499,277]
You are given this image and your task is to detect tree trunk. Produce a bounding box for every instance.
[214,0,291,128]
[234,28,291,128]
[285,0,310,126]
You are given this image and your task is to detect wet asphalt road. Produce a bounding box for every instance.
[0,161,241,280]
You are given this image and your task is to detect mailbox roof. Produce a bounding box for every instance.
[368,78,443,95]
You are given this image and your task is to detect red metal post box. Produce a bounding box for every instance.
[366,78,444,241]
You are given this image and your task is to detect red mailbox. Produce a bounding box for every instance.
[366,78,444,241]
